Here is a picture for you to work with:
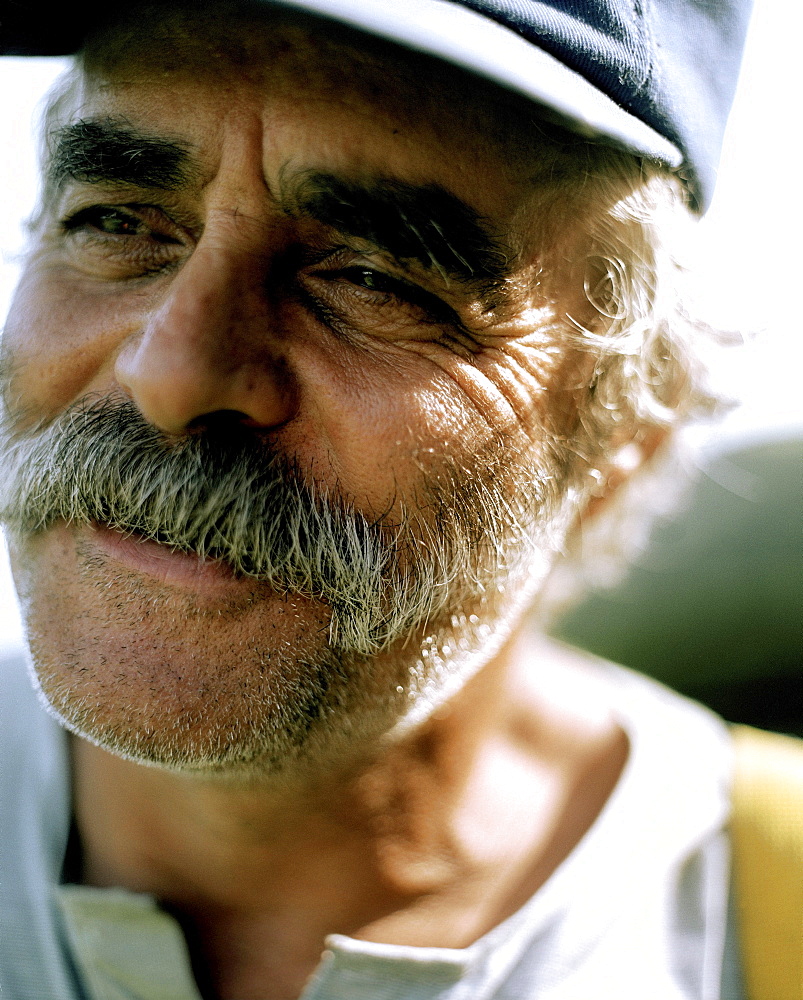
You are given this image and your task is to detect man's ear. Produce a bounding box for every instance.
[580,426,669,524]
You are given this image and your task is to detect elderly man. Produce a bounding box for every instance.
[0,1,758,998]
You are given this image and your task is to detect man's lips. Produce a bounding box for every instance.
[83,523,246,594]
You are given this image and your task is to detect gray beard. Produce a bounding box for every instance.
[1,395,573,775]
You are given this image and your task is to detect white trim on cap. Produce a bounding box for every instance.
[273,0,682,166]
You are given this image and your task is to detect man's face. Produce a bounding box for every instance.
[0,8,605,776]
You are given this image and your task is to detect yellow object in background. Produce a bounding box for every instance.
[732,725,803,1000]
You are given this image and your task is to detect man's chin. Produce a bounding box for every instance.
[34,672,327,780]
[25,624,403,781]
[9,522,366,776]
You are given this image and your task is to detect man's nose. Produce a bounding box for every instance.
[114,242,297,435]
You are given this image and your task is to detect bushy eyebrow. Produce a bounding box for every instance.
[47,117,194,191]
[282,171,514,291]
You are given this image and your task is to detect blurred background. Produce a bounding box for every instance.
[1,0,801,732]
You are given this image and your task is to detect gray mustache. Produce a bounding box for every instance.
[0,399,415,652]
[0,396,560,655]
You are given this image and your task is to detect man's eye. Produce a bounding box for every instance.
[57,204,186,279]
[61,205,180,245]
[336,266,456,322]
[344,267,398,293]
[64,206,145,236]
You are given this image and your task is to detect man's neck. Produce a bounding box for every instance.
[70,634,628,1000]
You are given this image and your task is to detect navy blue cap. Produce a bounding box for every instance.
[0,0,753,211]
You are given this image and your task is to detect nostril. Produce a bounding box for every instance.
[185,409,254,434]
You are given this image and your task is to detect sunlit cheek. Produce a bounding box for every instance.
[313,389,460,512]
[302,328,559,510]
[425,339,580,451]
[266,322,455,508]
[2,268,139,426]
